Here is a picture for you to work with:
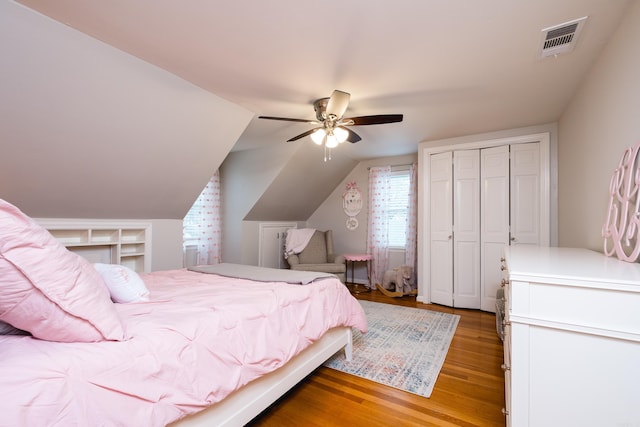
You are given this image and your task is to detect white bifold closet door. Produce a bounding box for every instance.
[429,142,541,311]
[452,150,481,308]
[480,146,510,312]
[429,151,454,306]
[510,143,541,246]
[480,142,541,311]
[430,150,481,308]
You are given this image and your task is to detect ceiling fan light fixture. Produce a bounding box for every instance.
[310,128,325,145]
[325,133,339,148]
[259,89,403,160]
[334,126,348,143]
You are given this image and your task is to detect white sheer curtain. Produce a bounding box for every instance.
[183,170,222,265]
[404,162,418,289]
[367,166,391,287]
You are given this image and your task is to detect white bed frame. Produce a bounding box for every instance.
[170,326,353,427]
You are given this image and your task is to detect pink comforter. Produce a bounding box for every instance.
[0,269,367,426]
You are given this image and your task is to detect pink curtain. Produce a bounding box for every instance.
[404,162,418,290]
[184,171,221,265]
[367,166,391,287]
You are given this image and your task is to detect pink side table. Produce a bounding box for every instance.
[343,253,372,293]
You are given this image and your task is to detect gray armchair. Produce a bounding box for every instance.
[286,230,346,283]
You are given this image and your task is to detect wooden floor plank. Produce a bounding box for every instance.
[248,290,506,427]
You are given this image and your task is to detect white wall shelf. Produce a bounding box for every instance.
[36,219,152,273]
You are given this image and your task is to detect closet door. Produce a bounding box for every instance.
[480,145,510,312]
[429,152,454,306]
[259,222,297,269]
[452,150,480,309]
[423,134,549,310]
[510,143,540,246]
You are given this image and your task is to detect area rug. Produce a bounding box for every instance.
[324,300,460,398]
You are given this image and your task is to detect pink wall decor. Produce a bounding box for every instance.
[602,141,640,262]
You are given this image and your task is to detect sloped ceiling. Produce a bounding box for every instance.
[0,2,252,219]
[244,144,358,221]
[14,0,632,159]
[3,0,634,222]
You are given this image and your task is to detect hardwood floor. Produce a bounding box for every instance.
[248,289,506,427]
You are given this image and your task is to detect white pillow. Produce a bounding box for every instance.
[93,263,150,303]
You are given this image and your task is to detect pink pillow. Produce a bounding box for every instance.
[0,199,124,342]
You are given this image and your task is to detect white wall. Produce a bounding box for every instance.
[558,0,640,251]
[307,154,418,284]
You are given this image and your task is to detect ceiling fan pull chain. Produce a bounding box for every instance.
[323,145,332,162]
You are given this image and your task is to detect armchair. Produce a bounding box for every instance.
[286,230,346,283]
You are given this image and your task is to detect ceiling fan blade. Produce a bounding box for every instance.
[325,90,350,119]
[344,114,403,126]
[258,116,318,124]
[286,128,320,142]
[344,128,362,143]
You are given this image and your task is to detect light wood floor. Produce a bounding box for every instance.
[248,289,506,427]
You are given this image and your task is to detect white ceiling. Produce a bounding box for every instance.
[17,0,631,160]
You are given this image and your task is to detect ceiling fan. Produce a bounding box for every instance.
[258,90,403,159]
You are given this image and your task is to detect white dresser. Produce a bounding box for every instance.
[502,246,640,427]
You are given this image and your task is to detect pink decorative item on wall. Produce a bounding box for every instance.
[602,141,640,262]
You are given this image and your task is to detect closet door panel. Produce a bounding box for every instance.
[429,152,453,306]
[453,150,480,308]
[481,145,510,312]
[455,241,480,304]
[430,241,453,305]
[511,143,540,246]
[259,222,297,269]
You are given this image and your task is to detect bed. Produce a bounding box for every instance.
[0,199,367,426]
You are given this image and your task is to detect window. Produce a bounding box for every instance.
[387,170,411,248]
[182,208,201,248]
[182,171,221,265]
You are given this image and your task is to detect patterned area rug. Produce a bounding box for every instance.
[324,300,460,398]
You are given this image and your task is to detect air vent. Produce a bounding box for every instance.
[539,16,588,58]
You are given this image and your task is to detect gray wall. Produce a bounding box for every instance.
[558,0,640,251]
[307,154,418,283]
[220,143,298,264]
[220,142,357,265]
